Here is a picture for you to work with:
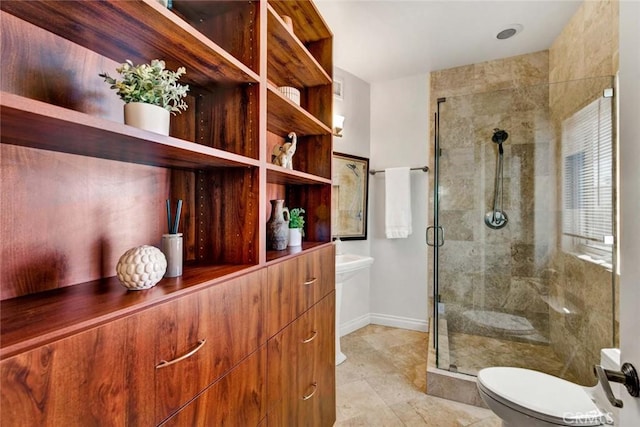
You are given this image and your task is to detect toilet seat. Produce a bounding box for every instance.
[478,367,607,426]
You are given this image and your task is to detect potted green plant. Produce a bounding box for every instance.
[99,59,189,135]
[288,207,305,247]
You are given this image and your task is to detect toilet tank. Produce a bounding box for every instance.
[600,348,620,370]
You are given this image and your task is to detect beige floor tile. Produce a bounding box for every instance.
[336,325,502,427]
[378,341,428,389]
[360,326,426,351]
[467,417,503,427]
[336,343,397,386]
[335,380,404,425]
[365,373,426,406]
[389,396,496,427]
[334,411,405,427]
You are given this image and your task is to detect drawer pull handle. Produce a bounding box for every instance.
[303,278,317,286]
[155,339,207,369]
[302,382,318,401]
[301,330,318,343]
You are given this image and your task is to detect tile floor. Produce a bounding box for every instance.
[334,325,501,426]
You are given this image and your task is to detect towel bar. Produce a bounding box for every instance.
[369,166,429,175]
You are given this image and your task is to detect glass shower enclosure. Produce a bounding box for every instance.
[431,76,617,386]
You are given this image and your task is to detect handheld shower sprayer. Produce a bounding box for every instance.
[485,128,509,229]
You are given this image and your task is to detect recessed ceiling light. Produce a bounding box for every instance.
[496,24,523,40]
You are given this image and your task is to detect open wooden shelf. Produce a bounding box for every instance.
[0,0,259,86]
[1,92,259,170]
[266,163,332,186]
[267,84,332,137]
[0,263,258,360]
[171,1,260,73]
[269,0,332,44]
[266,4,331,88]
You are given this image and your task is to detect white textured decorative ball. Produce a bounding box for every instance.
[116,245,167,290]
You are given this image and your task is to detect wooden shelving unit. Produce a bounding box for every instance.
[0,0,334,423]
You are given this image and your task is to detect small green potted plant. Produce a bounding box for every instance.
[99,59,189,135]
[288,207,305,247]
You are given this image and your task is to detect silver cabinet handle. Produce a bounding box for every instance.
[156,339,207,369]
[301,330,318,343]
[303,278,317,286]
[594,362,640,408]
[302,382,318,400]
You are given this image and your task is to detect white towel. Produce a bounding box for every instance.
[385,167,412,238]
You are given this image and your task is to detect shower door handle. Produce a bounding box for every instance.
[426,226,445,247]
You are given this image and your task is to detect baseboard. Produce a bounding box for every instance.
[339,314,370,337]
[339,313,429,336]
[369,313,429,332]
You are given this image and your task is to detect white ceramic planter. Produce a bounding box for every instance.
[124,102,170,135]
[288,228,302,247]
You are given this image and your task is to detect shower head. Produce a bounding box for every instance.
[492,128,509,144]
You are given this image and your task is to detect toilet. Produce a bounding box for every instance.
[477,349,619,427]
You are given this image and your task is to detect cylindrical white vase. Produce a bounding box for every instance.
[161,233,183,277]
[124,102,170,135]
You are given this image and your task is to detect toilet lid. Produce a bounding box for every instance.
[478,367,605,426]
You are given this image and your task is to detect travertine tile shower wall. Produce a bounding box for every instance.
[548,0,619,386]
[430,50,554,343]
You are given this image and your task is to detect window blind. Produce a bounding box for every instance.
[562,96,613,256]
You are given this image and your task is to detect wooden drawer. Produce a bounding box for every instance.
[295,247,335,317]
[160,346,266,426]
[267,292,336,426]
[152,270,266,424]
[266,245,335,337]
[1,315,155,426]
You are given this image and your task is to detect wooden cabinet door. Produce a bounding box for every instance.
[160,346,266,426]
[267,292,335,426]
[266,246,335,338]
[153,270,265,424]
[0,315,155,426]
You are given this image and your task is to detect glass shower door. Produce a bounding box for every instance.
[432,76,616,386]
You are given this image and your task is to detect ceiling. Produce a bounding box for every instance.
[315,0,582,83]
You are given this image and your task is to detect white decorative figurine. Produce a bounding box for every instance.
[116,245,167,290]
[272,132,297,170]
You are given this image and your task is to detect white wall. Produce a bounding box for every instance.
[332,67,372,335]
[618,0,640,421]
[369,74,430,331]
